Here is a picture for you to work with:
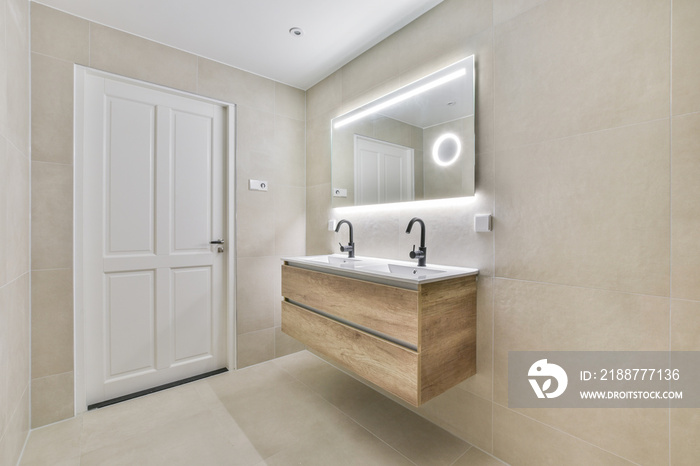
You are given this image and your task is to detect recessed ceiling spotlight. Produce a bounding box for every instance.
[289,27,304,37]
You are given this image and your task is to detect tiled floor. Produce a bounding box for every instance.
[19,351,504,466]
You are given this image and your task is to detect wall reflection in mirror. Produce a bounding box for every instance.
[331,56,475,207]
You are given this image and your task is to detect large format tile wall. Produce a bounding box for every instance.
[0,0,31,463]
[30,2,305,428]
[306,0,699,464]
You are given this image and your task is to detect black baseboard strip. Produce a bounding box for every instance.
[87,367,229,411]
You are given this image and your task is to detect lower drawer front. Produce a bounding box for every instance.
[282,301,419,405]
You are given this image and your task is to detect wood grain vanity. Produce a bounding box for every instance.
[281,256,477,406]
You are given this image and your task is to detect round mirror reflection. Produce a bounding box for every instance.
[432,133,461,167]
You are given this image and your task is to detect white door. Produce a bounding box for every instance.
[81,73,227,405]
[354,135,414,205]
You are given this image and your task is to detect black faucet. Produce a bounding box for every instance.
[335,219,355,258]
[405,217,427,266]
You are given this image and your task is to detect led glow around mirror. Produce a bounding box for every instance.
[432,133,461,167]
[333,68,467,129]
[331,56,475,208]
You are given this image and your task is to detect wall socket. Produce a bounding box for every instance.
[249,179,268,191]
[474,214,492,232]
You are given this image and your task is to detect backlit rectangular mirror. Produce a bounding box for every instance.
[331,56,475,207]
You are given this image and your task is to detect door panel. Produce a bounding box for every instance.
[172,267,212,362]
[106,98,155,255]
[354,135,414,205]
[82,73,227,405]
[172,111,213,253]
[106,270,155,378]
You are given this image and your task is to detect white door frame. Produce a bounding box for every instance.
[73,66,237,414]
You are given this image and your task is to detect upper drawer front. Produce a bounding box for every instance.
[282,301,419,405]
[282,265,419,347]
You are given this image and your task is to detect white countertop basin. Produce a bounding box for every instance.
[282,254,478,288]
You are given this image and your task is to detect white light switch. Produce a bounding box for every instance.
[333,188,347,198]
[328,219,337,231]
[474,214,492,232]
[249,179,268,191]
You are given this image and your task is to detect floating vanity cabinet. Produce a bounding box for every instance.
[281,260,477,406]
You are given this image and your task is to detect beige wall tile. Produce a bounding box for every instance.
[31,269,73,379]
[458,277,493,400]
[6,274,30,417]
[31,372,74,428]
[305,183,333,255]
[274,185,305,257]
[5,142,29,280]
[4,0,29,155]
[0,388,29,466]
[273,116,305,187]
[493,279,669,403]
[236,181,275,258]
[305,115,331,187]
[274,83,305,121]
[672,0,700,116]
[493,0,548,25]
[197,58,274,113]
[89,23,197,93]
[31,161,73,270]
[30,3,88,65]
[518,406,668,466]
[0,140,7,287]
[306,70,341,120]
[671,113,700,301]
[493,405,635,466]
[235,104,275,158]
[31,53,73,164]
[393,0,492,80]
[235,256,276,335]
[0,0,7,139]
[274,327,305,359]
[491,278,670,464]
[237,328,275,368]
[495,120,670,296]
[341,33,402,103]
[494,0,670,150]
[671,299,700,351]
[671,408,700,464]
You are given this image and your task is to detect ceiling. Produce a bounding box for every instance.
[35,0,444,90]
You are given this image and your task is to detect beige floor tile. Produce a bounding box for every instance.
[277,351,472,465]
[80,384,212,453]
[347,395,470,466]
[453,447,507,466]
[212,372,349,459]
[81,410,260,466]
[260,413,414,466]
[19,417,82,465]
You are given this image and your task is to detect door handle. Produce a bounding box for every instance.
[210,239,225,244]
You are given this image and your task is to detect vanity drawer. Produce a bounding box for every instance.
[281,301,419,405]
[281,265,419,347]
